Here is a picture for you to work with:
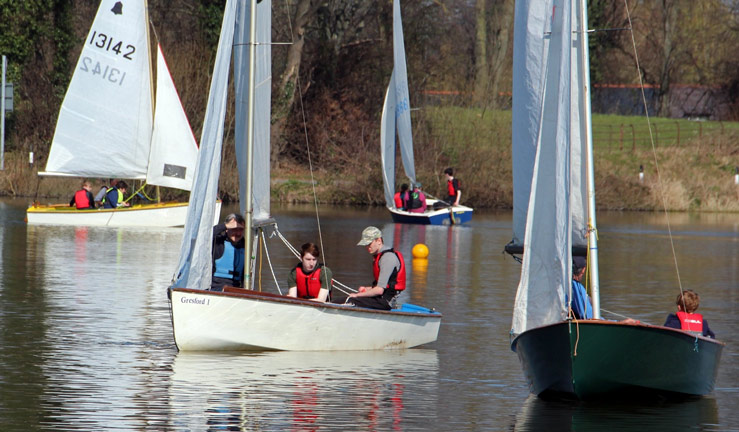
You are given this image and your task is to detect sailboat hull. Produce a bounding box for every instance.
[388,200,473,225]
[169,288,441,351]
[27,201,222,227]
[511,320,723,399]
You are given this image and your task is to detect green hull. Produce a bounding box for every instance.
[512,320,724,399]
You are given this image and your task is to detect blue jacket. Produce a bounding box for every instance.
[103,188,121,209]
[568,279,593,319]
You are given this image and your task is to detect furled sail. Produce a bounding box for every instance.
[509,0,587,252]
[511,0,590,335]
[172,0,238,289]
[234,0,272,222]
[380,0,416,208]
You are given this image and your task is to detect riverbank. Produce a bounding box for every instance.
[3,107,738,212]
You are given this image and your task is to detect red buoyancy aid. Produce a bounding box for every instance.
[295,263,327,299]
[447,179,457,197]
[372,249,406,291]
[394,192,403,208]
[74,189,91,209]
[677,311,704,333]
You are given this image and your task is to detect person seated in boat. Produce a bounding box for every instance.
[394,183,409,210]
[405,183,427,213]
[348,226,406,310]
[663,289,715,338]
[286,242,332,303]
[102,180,130,209]
[211,213,246,292]
[95,178,116,207]
[568,256,593,319]
[69,181,95,210]
[433,167,462,210]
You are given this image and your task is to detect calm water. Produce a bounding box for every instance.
[0,198,737,431]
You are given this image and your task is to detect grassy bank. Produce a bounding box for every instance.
[3,107,738,212]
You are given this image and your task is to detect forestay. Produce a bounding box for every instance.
[380,0,416,208]
[510,0,590,335]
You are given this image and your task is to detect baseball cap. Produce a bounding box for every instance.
[357,226,382,246]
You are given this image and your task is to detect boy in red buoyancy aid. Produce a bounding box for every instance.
[663,289,715,338]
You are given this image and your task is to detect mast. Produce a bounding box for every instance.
[243,0,258,287]
[578,0,600,318]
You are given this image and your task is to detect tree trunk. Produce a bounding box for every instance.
[271,0,320,163]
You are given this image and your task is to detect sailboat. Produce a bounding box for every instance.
[508,0,723,399]
[381,0,472,226]
[26,0,221,227]
[167,0,441,352]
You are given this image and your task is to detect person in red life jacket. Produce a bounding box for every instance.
[663,289,715,338]
[393,183,409,210]
[287,242,333,302]
[348,226,406,310]
[211,213,246,291]
[406,183,427,213]
[69,180,95,210]
[444,167,461,206]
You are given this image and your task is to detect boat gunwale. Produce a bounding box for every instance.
[171,287,443,319]
[27,201,190,213]
[511,319,725,351]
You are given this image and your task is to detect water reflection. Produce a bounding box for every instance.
[514,395,719,432]
[170,349,439,431]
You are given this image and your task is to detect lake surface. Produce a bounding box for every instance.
[0,198,737,431]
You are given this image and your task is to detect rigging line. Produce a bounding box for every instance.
[295,45,327,272]
[261,230,283,295]
[624,0,683,295]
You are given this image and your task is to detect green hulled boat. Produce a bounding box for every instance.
[507,0,723,399]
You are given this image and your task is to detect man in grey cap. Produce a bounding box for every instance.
[348,226,406,310]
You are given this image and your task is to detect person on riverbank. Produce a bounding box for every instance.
[102,180,129,209]
[663,289,715,338]
[69,181,95,210]
[287,243,332,302]
[568,256,593,319]
[211,213,246,291]
[348,226,406,310]
[394,183,409,210]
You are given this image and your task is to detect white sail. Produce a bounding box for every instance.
[147,45,199,191]
[234,0,272,222]
[172,0,238,289]
[511,0,590,335]
[510,0,587,251]
[44,0,152,179]
[42,0,198,193]
[380,82,397,208]
[391,0,416,186]
[381,0,416,209]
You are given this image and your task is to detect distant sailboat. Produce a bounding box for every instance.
[508,0,723,399]
[381,0,472,225]
[168,0,441,352]
[27,0,220,227]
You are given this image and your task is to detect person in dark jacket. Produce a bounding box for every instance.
[102,180,129,209]
[664,289,715,338]
[211,213,246,291]
[70,181,96,210]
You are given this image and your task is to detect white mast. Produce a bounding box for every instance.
[243,0,258,286]
[578,0,600,318]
